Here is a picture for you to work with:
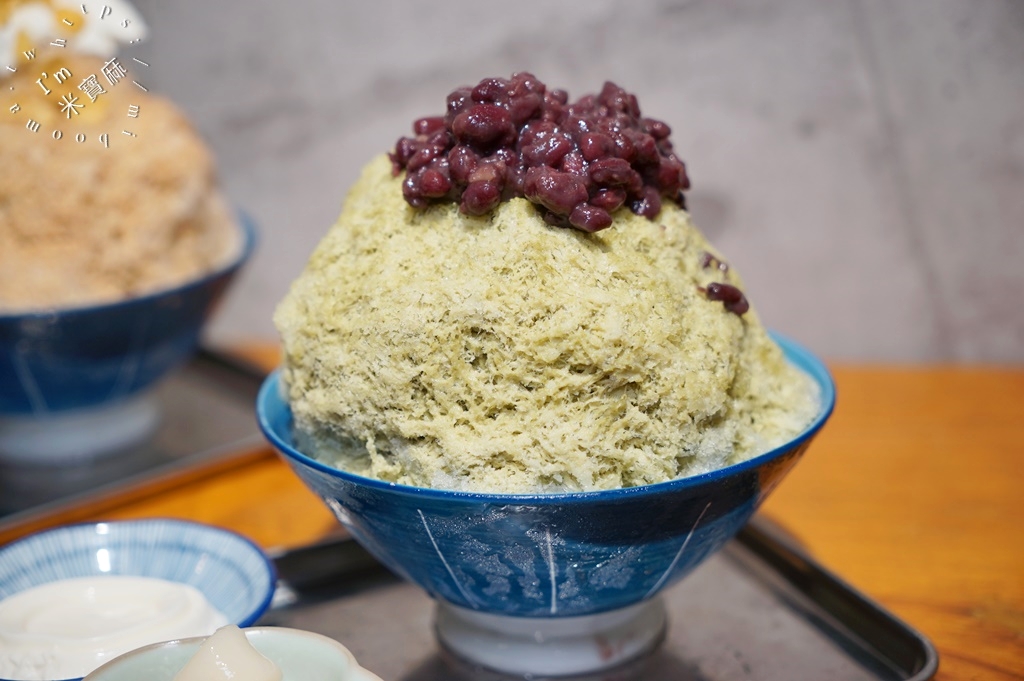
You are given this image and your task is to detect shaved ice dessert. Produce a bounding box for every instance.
[275,74,818,494]
[0,0,240,312]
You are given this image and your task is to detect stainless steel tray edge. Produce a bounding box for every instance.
[733,520,939,681]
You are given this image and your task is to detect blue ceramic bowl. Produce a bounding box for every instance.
[0,215,255,416]
[258,334,834,619]
[0,518,277,681]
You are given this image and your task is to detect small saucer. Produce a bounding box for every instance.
[83,627,381,681]
[435,597,667,677]
[0,393,159,463]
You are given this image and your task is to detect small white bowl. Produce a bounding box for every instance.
[82,627,382,681]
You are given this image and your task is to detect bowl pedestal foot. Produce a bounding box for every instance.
[435,597,666,678]
[0,393,159,463]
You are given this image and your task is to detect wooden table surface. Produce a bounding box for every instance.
[3,351,1021,680]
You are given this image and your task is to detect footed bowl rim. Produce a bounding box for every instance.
[257,331,835,504]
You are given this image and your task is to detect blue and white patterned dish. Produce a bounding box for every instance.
[0,518,276,681]
[0,214,256,417]
[0,214,255,462]
[257,333,835,620]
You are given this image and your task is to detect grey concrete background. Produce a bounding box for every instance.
[131,0,1023,362]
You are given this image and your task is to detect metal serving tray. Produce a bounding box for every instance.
[0,349,938,680]
[0,349,266,523]
[266,519,938,681]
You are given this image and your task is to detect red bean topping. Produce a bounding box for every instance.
[704,282,749,316]
[391,74,691,232]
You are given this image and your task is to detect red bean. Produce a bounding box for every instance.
[509,93,543,126]
[445,87,474,125]
[427,129,452,147]
[453,104,515,150]
[524,167,588,215]
[448,145,478,184]
[468,159,507,189]
[461,181,501,215]
[523,135,573,167]
[406,143,444,172]
[402,173,428,208]
[611,132,636,163]
[678,161,691,191]
[414,116,446,136]
[653,158,685,194]
[579,132,615,161]
[629,130,659,165]
[493,147,518,167]
[631,186,662,219]
[590,157,641,194]
[569,94,596,115]
[701,252,730,273]
[472,77,511,104]
[563,115,592,136]
[389,137,417,174]
[569,203,613,232]
[559,150,588,177]
[419,168,451,198]
[505,167,525,196]
[704,282,749,315]
[643,118,671,140]
[541,100,565,123]
[590,188,626,212]
[510,71,545,96]
[519,120,557,147]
